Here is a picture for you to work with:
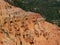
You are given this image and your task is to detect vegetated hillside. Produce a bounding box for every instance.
[6,0,60,26]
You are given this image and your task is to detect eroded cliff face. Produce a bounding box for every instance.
[0,0,60,45]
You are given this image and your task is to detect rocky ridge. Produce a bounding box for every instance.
[0,0,60,45]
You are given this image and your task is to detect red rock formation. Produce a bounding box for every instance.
[0,0,60,45]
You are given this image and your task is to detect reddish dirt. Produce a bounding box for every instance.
[0,0,60,45]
